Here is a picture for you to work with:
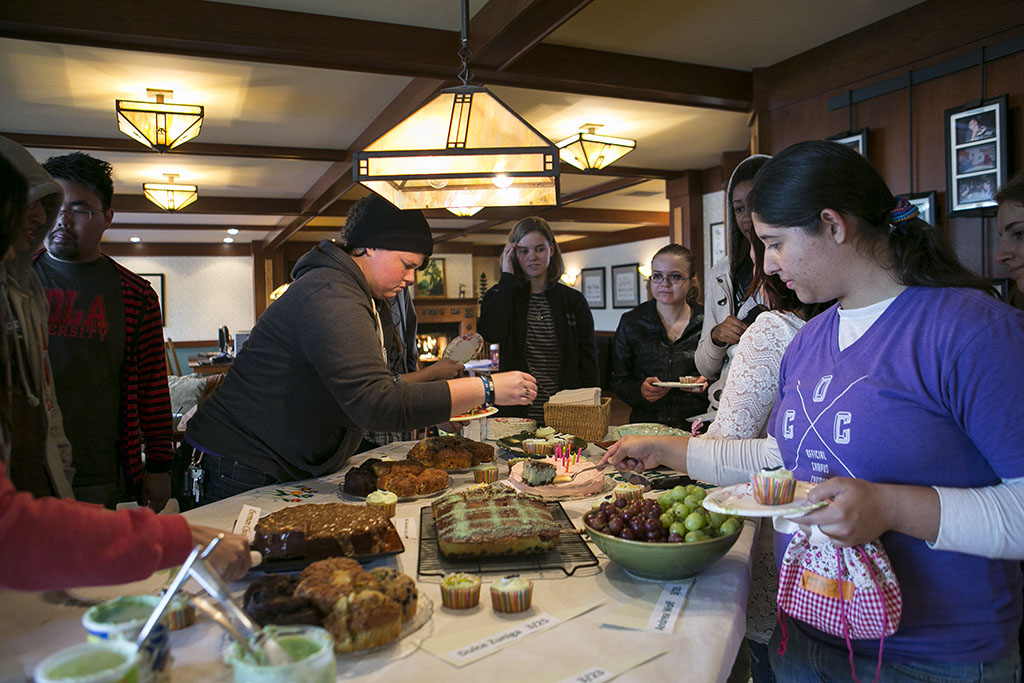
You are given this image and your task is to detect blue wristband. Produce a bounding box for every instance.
[479,375,492,406]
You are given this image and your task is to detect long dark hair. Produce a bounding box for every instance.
[507,216,565,285]
[1,154,28,464]
[749,141,994,295]
[728,155,770,279]
[651,243,700,305]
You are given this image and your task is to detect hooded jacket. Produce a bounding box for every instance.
[695,154,770,410]
[0,136,74,498]
[186,241,452,482]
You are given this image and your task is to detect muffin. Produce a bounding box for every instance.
[751,466,796,505]
[474,462,499,484]
[521,460,556,486]
[613,482,644,503]
[490,575,533,613]
[366,489,398,517]
[440,573,482,609]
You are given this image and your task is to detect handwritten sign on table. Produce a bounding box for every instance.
[601,579,693,633]
[552,646,669,683]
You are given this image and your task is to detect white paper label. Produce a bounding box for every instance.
[446,613,561,664]
[558,667,614,683]
[644,582,690,633]
[232,504,261,543]
[395,516,418,539]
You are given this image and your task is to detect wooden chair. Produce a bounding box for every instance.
[165,338,182,376]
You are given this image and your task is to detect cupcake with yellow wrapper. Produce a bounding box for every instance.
[366,489,398,517]
[613,481,644,503]
[751,466,796,505]
[440,573,482,609]
[474,462,498,484]
[490,575,533,613]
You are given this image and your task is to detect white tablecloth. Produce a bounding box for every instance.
[0,441,755,683]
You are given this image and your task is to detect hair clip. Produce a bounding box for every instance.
[888,197,919,234]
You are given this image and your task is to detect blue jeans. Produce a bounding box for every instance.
[769,622,1021,683]
[196,450,279,504]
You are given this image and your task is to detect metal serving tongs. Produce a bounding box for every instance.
[186,537,291,666]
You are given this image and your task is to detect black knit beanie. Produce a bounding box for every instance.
[345,194,433,259]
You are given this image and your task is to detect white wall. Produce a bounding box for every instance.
[703,189,726,277]
[561,237,669,332]
[112,255,255,341]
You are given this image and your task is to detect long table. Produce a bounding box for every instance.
[0,441,756,682]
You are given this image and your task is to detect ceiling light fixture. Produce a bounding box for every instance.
[638,264,652,278]
[556,124,636,171]
[129,236,141,243]
[227,228,239,235]
[354,0,559,216]
[560,270,580,286]
[143,173,198,211]
[116,89,204,152]
[222,237,234,244]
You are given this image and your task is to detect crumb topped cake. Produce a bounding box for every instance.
[253,503,391,561]
[407,435,494,469]
[431,487,559,557]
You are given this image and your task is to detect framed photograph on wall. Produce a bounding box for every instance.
[580,267,606,309]
[611,263,640,309]
[139,273,166,325]
[906,191,938,227]
[827,128,868,156]
[944,95,1008,216]
[415,257,446,298]
[709,221,726,265]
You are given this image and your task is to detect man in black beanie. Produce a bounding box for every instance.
[184,194,536,503]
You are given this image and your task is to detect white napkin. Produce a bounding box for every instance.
[548,387,602,405]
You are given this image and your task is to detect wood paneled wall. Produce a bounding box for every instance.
[753,0,1024,278]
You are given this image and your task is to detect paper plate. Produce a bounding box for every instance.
[701,481,827,518]
[442,333,484,364]
[652,381,705,389]
[450,405,498,422]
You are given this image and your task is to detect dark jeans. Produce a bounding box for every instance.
[749,638,777,683]
[195,450,279,505]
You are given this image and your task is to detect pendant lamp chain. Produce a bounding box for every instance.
[458,0,474,87]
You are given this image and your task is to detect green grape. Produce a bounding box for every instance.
[659,512,674,529]
[707,511,727,527]
[689,487,707,501]
[719,518,741,536]
[669,521,688,537]
[657,491,675,511]
[684,511,705,531]
[684,529,709,543]
[670,502,691,521]
[669,485,688,503]
[683,494,701,509]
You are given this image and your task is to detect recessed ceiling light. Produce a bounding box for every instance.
[227,228,239,235]
[222,237,234,244]
[130,236,142,243]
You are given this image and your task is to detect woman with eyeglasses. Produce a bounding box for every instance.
[479,216,598,423]
[611,244,707,429]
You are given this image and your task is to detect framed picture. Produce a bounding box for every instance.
[827,128,868,156]
[139,273,166,325]
[415,257,446,298]
[709,221,726,265]
[906,191,937,226]
[944,95,1008,216]
[611,263,640,309]
[580,267,606,309]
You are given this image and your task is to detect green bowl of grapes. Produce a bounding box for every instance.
[582,484,743,581]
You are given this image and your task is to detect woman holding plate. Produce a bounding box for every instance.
[611,244,707,429]
[479,216,597,424]
[186,195,536,503]
[602,141,1024,682]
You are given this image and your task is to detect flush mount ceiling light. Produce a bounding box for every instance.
[116,89,204,152]
[354,0,559,216]
[143,173,198,211]
[556,124,636,171]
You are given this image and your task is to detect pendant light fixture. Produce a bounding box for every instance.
[116,89,204,152]
[143,174,198,211]
[354,0,559,215]
[556,124,636,171]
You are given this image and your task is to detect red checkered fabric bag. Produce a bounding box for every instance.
[776,529,902,683]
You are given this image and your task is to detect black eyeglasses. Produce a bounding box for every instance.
[58,207,94,222]
[650,272,689,284]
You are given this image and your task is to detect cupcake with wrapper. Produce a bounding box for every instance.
[474,462,498,484]
[440,573,482,609]
[613,481,644,503]
[366,489,398,517]
[751,466,796,505]
[490,575,533,613]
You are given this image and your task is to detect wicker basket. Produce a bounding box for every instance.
[543,397,611,442]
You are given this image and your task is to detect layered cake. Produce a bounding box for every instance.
[253,503,392,561]
[407,435,494,469]
[507,458,606,498]
[431,487,560,557]
[486,417,537,441]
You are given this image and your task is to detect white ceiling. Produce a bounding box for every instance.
[0,0,925,247]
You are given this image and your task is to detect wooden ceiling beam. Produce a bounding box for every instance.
[3,132,348,162]
[111,194,354,216]
[109,223,273,232]
[559,225,669,253]
[0,0,750,110]
[559,177,650,206]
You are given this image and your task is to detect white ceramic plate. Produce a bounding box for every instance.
[612,423,690,438]
[450,405,499,422]
[702,481,827,518]
[442,333,484,364]
[652,381,705,389]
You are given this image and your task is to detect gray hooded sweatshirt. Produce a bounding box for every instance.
[0,135,75,497]
[186,240,452,482]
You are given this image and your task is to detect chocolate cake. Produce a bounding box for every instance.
[407,435,494,469]
[431,487,560,557]
[242,575,322,627]
[253,503,391,561]
[343,458,449,498]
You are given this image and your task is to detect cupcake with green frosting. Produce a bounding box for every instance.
[440,573,481,609]
[366,489,398,517]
